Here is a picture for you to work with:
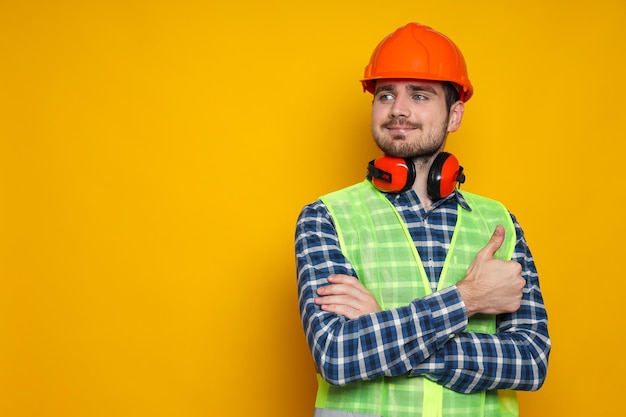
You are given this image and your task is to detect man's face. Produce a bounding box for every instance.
[371,79,462,159]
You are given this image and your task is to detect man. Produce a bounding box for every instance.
[295,22,550,417]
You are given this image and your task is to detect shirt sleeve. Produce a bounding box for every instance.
[295,200,470,386]
[409,213,551,394]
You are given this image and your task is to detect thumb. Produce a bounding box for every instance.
[481,225,505,258]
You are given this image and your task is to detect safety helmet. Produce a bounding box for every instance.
[361,22,473,102]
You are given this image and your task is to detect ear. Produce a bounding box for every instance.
[447,101,464,133]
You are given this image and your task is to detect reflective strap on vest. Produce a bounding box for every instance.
[423,379,444,417]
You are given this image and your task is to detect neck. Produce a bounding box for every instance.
[409,159,434,210]
[408,152,445,210]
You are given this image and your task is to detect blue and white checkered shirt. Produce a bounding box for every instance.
[295,186,550,393]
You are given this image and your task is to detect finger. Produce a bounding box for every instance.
[479,225,505,259]
[328,275,360,285]
[314,295,355,307]
[317,284,365,300]
[319,303,360,320]
[315,296,363,319]
[317,284,350,296]
[328,275,370,294]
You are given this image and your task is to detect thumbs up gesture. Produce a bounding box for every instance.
[457,225,525,317]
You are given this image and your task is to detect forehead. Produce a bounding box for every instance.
[374,79,444,94]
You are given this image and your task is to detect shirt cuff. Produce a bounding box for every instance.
[408,285,468,376]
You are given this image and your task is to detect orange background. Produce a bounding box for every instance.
[1,1,624,416]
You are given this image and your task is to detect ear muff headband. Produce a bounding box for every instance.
[369,152,465,199]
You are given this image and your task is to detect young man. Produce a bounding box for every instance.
[295,23,550,417]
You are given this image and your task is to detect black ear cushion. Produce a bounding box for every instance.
[403,158,416,192]
[427,153,447,200]
[427,152,466,200]
[427,152,457,200]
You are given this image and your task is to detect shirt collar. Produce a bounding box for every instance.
[384,187,472,212]
[452,189,472,211]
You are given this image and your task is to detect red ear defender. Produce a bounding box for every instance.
[367,156,415,193]
[368,152,465,199]
[427,152,465,200]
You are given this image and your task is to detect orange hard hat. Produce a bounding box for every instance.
[361,22,473,102]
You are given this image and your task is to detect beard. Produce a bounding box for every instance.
[372,117,449,160]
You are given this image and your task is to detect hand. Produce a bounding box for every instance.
[314,275,382,319]
[457,225,525,317]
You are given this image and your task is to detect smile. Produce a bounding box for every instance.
[388,127,415,131]
[383,121,421,130]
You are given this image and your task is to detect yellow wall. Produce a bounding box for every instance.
[1,1,624,416]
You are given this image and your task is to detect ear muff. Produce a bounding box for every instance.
[368,152,465,199]
[427,152,465,200]
[367,156,415,193]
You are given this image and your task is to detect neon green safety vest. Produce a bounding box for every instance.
[316,180,518,417]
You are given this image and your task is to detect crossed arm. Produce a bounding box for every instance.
[315,225,524,319]
[295,201,550,393]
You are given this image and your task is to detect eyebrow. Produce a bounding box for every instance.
[374,84,397,94]
[374,83,439,95]
[406,84,438,95]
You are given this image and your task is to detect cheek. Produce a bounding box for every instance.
[371,106,387,124]
[424,112,448,129]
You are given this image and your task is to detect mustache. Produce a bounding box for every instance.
[381,120,422,129]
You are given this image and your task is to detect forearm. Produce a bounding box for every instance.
[300,280,468,385]
[410,303,550,393]
[410,220,551,393]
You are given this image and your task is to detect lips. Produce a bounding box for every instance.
[388,127,415,133]
[382,121,421,130]
[385,125,419,136]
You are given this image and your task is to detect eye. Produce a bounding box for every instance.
[377,93,394,101]
[412,93,427,101]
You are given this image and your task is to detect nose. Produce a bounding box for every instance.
[390,95,410,119]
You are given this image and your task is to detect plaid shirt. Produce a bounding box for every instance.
[295,186,550,394]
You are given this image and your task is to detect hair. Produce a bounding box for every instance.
[442,81,461,111]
